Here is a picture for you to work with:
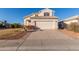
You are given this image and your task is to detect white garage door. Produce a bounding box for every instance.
[36,21,56,29]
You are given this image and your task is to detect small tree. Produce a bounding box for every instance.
[0,22,3,28]
[10,23,22,28]
[67,22,79,32]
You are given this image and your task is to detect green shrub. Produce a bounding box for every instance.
[10,23,22,28]
[0,22,3,27]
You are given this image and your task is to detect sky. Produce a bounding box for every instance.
[0,8,79,24]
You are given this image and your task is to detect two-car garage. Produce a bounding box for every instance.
[35,21,58,30]
[30,16,58,30]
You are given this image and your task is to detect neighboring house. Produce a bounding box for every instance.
[64,15,79,24]
[24,8,59,30]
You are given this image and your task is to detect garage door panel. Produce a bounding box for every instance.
[36,21,56,29]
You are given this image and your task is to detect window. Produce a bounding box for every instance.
[27,20,31,22]
[44,12,50,16]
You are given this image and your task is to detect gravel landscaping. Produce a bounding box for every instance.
[60,29,79,39]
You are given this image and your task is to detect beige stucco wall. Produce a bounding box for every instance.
[24,17,30,25]
[38,9,54,16]
[31,19,58,24]
[24,18,27,25]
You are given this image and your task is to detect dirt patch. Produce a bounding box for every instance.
[60,29,79,39]
[0,28,27,40]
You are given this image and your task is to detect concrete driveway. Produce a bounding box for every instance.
[18,30,79,51]
[0,30,79,51]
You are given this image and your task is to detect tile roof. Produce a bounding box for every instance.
[64,15,79,22]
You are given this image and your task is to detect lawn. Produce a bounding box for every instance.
[0,28,26,39]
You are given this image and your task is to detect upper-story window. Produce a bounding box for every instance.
[44,12,50,16]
